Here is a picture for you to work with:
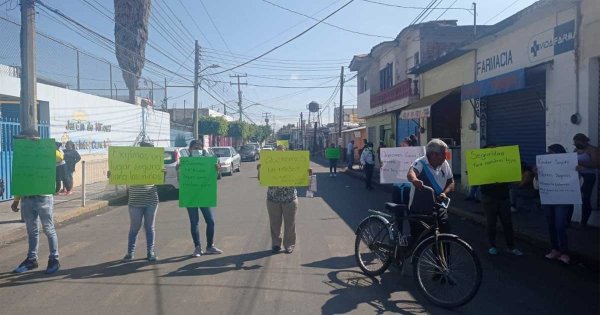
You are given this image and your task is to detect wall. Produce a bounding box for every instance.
[0,74,170,154]
[579,0,600,146]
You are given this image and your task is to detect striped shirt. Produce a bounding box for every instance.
[128,185,159,207]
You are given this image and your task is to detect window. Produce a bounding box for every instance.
[359,76,368,93]
[379,63,393,91]
[414,52,420,67]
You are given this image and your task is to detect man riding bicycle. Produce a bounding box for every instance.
[406,139,455,242]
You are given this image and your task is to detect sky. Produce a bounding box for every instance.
[0,0,538,129]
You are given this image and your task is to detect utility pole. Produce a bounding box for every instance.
[230,74,247,122]
[193,40,200,139]
[338,66,344,146]
[262,112,271,126]
[20,0,37,131]
[473,2,477,38]
[300,112,304,149]
[163,78,168,111]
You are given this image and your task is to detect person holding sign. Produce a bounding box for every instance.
[182,140,223,257]
[326,143,339,177]
[406,139,454,239]
[11,128,61,274]
[113,142,161,262]
[258,145,310,254]
[534,144,575,264]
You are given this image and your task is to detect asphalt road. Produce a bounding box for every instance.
[0,161,598,315]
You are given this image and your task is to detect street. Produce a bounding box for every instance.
[0,161,598,315]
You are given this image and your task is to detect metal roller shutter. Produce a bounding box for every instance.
[485,88,546,166]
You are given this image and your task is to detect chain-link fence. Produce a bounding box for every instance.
[0,15,167,108]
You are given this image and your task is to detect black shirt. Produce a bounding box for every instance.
[480,183,510,200]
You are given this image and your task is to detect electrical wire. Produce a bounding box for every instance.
[360,0,470,10]
[484,0,521,24]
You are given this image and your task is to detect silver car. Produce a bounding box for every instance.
[211,146,241,176]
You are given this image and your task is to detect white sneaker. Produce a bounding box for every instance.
[333,173,337,177]
[192,246,202,257]
[205,246,223,255]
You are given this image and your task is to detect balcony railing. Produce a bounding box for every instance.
[370,78,415,108]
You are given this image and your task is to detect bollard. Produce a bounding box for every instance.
[81,160,86,207]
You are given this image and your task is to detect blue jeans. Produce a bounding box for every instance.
[543,205,571,253]
[347,153,354,168]
[187,207,215,248]
[127,204,158,254]
[22,196,59,260]
[329,159,338,174]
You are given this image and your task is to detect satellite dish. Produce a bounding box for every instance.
[308,101,320,113]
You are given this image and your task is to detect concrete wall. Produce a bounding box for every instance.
[0,74,170,154]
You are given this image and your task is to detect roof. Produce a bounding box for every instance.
[409,49,473,74]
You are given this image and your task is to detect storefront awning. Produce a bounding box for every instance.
[399,88,459,120]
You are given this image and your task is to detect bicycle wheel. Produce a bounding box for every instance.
[354,217,393,276]
[412,235,482,308]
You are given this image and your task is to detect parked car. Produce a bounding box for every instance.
[261,145,274,151]
[239,144,260,161]
[247,143,261,152]
[212,146,241,175]
[163,147,222,190]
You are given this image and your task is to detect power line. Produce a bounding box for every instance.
[360,0,470,10]
[198,0,233,53]
[436,0,459,20]
[261,0,393,39]
[484,0,521,24]
[207,0,356,75]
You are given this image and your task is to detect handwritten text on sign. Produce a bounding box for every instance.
[12,139,56,196]
[466,146,521,185]
[108,147,164,185]
[536,153,582,205]
[179,157,218,208]
[259,151,310,187]
[380,147,426,184]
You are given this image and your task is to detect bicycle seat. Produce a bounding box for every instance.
[385,202,407,212]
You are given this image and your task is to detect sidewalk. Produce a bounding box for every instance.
[313,156,600,269]
[0,181,127,245]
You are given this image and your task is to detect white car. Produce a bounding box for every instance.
[162,147,222,190]
[212,146,241,175]
[261,145,274,151]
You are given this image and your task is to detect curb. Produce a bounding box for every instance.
[0,193,127,246]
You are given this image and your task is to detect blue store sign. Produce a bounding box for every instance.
[461,69,526,101]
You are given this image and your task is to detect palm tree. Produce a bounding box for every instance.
[114,0,151,104]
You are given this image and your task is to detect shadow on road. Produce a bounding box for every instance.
[162,250,274,278]
[0,255,190,288]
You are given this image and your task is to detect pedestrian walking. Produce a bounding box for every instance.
[328,143,338,177]
[11,128,60,274]
[573,133,598,228]
[535,144,572,265]
[63,141,81,195]
[347,140,355,169]
[55,142,67,195]
[258,145,310,254]
[407,139,454,241]
[183,140,223,257]
[111,141,161,262]
[479,145,524,256]
[360,142,375,190]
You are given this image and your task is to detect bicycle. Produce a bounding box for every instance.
[354,186,482,308]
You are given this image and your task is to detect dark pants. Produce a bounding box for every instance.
[482,196,515,248]
[55,164,66,193]
[329,159,337,174]
[364,164,374,189]
[543,205,571,253]
[65,170,74,191]
[186,207,215,248]
[579,173,597,226]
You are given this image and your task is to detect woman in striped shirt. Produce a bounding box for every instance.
[111,142,161,262]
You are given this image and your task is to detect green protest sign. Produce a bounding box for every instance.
[108,147,164,185]
[325,148,341,159]
[12,138,56,196]
[178,157,218,207]
[466,145,522,185]
[259,151,310,187]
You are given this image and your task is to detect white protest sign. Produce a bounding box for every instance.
[536,153,582,205]
[380,147,426,184]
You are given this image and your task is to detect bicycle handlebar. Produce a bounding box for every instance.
[418,185,451,210]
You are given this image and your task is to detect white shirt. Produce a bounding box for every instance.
[360,148,375,165]
[408,156,453,208]
[347,142,354,154]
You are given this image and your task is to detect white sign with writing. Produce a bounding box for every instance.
[380,147,426,184]
[536,153,582,205]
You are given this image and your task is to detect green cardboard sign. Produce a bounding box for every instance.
[178,157,218,208]
[466,145,522,185]
[325,148,341,159]
[12,138,56,196]
[108,147,165,185]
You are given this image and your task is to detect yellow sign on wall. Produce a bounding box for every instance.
[108,147,165,185]
[259,151,310,187]
[466,145,522,185]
